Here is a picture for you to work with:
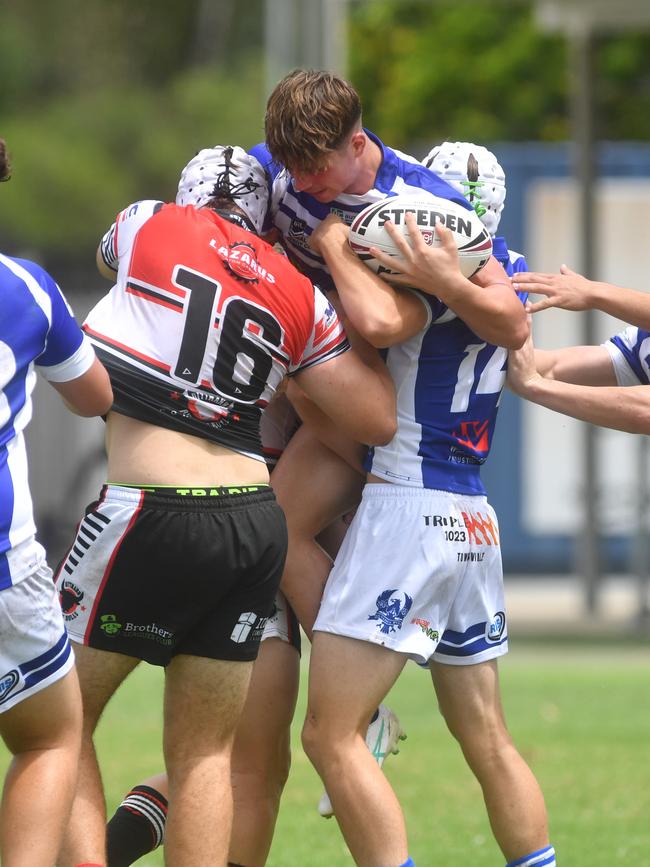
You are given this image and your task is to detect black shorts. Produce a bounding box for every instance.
[55,484,287,666]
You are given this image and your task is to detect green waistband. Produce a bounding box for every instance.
[109,482,271,497]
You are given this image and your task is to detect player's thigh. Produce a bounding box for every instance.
[271,425,363,536]
[163,653,254,759]
[72,642,140,729]
[430,658,507,743]
[233,638,299,770]
[0,667,81,755]
[307,632,407,735]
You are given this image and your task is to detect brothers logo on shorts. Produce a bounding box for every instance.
[0,670,20,705]
[231,611,268,644]
[486,611,506,642]
[99,614,122,636]
[368,589,413,635]
[59,580,86,620]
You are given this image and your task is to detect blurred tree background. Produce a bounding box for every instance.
[1,0,649,270]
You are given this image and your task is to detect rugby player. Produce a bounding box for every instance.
[0,137,112,867]
[54,145,396,867]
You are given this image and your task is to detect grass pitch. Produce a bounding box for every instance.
[1,638,648,866]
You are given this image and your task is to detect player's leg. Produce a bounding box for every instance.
[303,632,410,867]
[0,669,81,867]
[229,635,300,866]
[0,563,82,867]
[106,774,168,867]
[105,600,300,867]
[162,653,254,867]
[430,659,553,865]
[58,644,140,867]
[271,424,363,638]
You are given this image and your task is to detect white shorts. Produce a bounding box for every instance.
[262,590,300,651]
[0,563,74,713]
[314,484,508,666]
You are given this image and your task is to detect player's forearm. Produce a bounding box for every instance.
[321,242,406,345]
[592,283,650,331]
[438,277,528,349]
[519,377,650,434]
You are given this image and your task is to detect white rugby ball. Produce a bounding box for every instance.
[348,193,492,281]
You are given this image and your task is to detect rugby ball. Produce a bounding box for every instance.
[348,193,492,281]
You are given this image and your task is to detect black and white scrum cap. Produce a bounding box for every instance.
[176,145,268,235]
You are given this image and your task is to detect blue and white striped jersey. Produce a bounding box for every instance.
[0,254,95,589]
[606,326,650,385]
[250,132,471,293]
[366,237,528,494]
[251,136,527,495]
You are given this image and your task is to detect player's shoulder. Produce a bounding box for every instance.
[371,133,470,210]
[0,253,62,307]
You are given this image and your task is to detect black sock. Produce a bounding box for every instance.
[106,784,168,867]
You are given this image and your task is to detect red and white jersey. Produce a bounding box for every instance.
[89,200,349,460]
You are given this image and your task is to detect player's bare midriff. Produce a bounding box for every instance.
[105,412,270,488]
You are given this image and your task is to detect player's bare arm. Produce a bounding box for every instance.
[509,369,650,434]
[532,344,618,386]
[513,264,650,330]
[294,347,396,446]
[310,214,428,347]
[372,214,528,350]
[51,356,113,417]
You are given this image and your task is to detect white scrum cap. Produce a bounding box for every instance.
[176,145,268,235]
[423,141,506,236]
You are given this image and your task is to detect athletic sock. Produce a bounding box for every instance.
[506,844,556,867]
[398,859,416,867]
[106,784,168,867]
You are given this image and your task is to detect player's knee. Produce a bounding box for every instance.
[301,711,325,767]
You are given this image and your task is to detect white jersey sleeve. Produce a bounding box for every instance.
[98,200,164,274]
[290,287,349,373]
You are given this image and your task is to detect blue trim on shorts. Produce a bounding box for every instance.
[20,630,69,674]
[0,630,71,708]
[437,621,507,658]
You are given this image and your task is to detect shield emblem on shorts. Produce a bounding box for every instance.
[368,589,413,635]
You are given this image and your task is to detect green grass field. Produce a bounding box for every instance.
[2,638,649,866]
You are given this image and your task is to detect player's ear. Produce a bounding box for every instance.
[350,130,366,158]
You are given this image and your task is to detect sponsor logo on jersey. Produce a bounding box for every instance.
[212,240,277,284]
[230,611,268,644]
[329,207,355,225]
[368,589,413,635]
[411,617,439,642]
[486,611,506,642]
[452,420,490,454]
[59,580,86,620]
[0,670,20,705]
[287,218,309,249]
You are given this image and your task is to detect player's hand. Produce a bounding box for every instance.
[512,264,595,313]
[506,319,541,395]
[309,213,348,254]
[370,212,465,295]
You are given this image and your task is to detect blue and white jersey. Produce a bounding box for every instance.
[0,254,96,590]
[492,236,527,280]
[367,236,528,495]
[605,326,650,385]
[250,132,471,293]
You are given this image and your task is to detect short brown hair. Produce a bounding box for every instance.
[264,69,362,173]
[0,139,11,183]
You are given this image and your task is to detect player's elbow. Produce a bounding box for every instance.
[497,309,529,350]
